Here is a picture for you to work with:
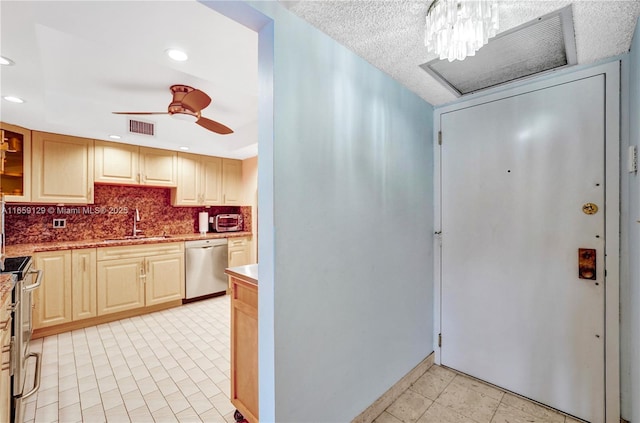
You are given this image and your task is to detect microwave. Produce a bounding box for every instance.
[210,213,243,232]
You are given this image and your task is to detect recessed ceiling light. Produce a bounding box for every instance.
[0,56,14,66]
[3,96,24,103]
[179,146,189,151]
[109,134,121,140]
[165,48,188,62]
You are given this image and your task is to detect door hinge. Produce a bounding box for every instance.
[438,131,442,145]
[438,333,442,347]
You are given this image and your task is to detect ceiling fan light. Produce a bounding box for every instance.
[165,48,188,62]
[171,113,198,123]
[0,56,14,66]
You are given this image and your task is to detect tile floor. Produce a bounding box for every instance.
[373,365,584,423]
[23,295,235,423]
[22,294,584,423]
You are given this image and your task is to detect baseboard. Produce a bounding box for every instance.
[351,352,435,423]
[32,300,183,338]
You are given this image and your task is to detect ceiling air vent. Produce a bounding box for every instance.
[128,119,155,136]
[420,5,577,97]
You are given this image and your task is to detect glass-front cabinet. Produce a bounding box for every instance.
[0,122,31,202]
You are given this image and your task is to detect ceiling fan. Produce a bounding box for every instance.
[113,84,233,135]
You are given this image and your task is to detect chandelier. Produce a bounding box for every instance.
[425,0,499,62]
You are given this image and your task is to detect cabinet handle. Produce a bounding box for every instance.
[140,260,147,283]
[0,317,10,331]
[2,345,10,353]
[82,256,86,273]
[88,187,92,198]
[137,173,141,183]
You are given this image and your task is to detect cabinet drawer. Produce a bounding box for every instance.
[97,242,184,261]
[228,237,249,248]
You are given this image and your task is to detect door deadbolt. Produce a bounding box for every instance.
[578,248,596,280]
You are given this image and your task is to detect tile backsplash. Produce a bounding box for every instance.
[5,185,251,245]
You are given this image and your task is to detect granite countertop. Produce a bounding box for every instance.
[4,231,253,257]
[0,273,16,304]
[225,264,258,286]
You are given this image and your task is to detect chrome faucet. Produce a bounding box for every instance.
[132,208,143,237]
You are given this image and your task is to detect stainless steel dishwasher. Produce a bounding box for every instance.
[184,238,228,302]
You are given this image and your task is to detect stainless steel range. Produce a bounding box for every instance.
[1,256,42,423]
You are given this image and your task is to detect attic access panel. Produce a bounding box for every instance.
[420,5,577,96]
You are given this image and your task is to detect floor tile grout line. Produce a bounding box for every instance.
[29,296,234,423]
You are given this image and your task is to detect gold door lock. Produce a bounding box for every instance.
[578,248,596,280]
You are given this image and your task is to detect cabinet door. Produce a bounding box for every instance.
[94,141,140,185]
[0,122,31,202]
[202,156,223,205]
[31,132,94,204]
[97,258,145,315]
[139,147,177,187]
[145,253,184,306]
[230,278,258,423]
[228,237,251,268]
[72,249,97,321]
[173,152,201,206]
[222,158,242,205]
[0,296,11,423]
[33,251,72,328]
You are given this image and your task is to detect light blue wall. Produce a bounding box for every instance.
[625,16,640,423]
[203,1,435,422]
[246,3,435,422]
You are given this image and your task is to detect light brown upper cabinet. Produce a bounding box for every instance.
[172,152,222,206]
[222,158,242,205]
[94,140,177,187]
[32,131,94,204]
[0,122,31,202]
[172,156,242,206]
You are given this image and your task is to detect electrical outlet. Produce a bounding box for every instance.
[53,218,66,228]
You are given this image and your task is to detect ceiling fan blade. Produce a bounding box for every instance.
[181,89,211,112]
[196,117,233,135]
[112,112,169,115]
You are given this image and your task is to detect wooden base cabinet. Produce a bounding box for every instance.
[97,257,145,316]
[33,251,72,329]
[230,275,258,423]
[0,293,12,423]
[228,237,252,268]
[72,249,97,321]
[145,252,184,306]
[97,243,184,316]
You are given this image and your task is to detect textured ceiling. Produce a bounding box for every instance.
[282,0,640,106]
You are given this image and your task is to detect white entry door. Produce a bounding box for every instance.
[440,75,605,422]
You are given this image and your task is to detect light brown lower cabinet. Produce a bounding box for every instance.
[0,293,12,423]
[33,251,72,329]
[230,274,258,423]
[72,249,97,321]
[97,242,184,316]
[32,243,184,337]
